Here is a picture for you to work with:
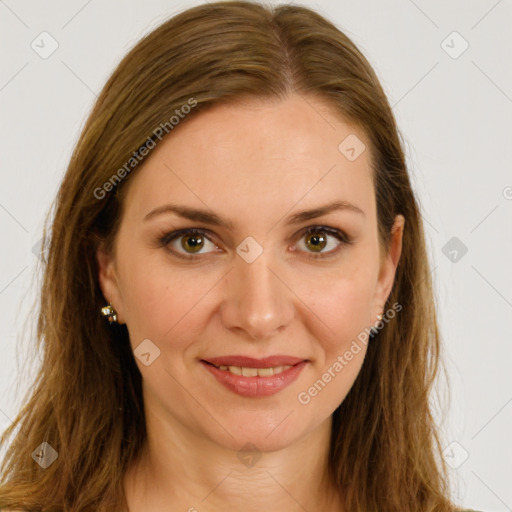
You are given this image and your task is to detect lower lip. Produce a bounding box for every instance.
[200,361,307,398]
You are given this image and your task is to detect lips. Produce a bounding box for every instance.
[202,355,306,368]
[200,355,308,398]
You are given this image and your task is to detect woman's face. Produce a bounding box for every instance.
[97,94,404,452]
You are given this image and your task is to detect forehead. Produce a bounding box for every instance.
[121,94,375,226]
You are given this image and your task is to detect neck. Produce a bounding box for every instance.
[123,409,344,512]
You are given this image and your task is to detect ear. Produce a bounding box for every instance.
[96,242,126,324]
[372,214,405,320]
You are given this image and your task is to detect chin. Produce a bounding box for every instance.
[201,409,313,453]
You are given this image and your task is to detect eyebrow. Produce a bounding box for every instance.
[143,200,365,228]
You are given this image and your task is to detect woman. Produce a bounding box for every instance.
[0,1,479,511]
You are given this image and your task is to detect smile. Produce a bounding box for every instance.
[200,359,307,398]
[212,364,293,376]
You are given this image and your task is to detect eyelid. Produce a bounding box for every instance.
[158,225,352,260]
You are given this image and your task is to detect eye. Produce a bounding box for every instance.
[159,228,220,259]
[294,226,352,259]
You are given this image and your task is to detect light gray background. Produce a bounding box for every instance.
[0,1,511,510]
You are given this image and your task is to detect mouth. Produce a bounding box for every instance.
[202,354,306,368]
[203,362,294,377]
[200,355,308,398]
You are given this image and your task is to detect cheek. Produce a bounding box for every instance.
[294,261,377,347]
[307,281,372,379]
[117,249,220,345]
[294,275,372,412]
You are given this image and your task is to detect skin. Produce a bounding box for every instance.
[97,93,404,512]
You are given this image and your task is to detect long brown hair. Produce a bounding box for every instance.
[0,2,461,510]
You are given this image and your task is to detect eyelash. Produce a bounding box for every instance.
[158,225,353,261]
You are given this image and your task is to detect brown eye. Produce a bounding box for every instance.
[180,233,205,253]
[304,231,328,252]
[295,226,351,258]
[160,229,219,259]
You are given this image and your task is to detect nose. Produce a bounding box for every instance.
[220,252,295,341]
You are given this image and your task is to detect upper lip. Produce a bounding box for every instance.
[202,355,307,368]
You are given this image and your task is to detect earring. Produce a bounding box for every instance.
[101,302,118,324]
